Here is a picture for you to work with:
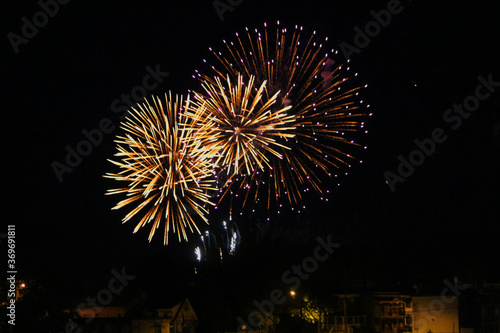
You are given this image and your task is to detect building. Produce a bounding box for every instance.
[78,306,126,319]
[76,306,130,333]
[324,294,367,333]
[324,293,412,333]
[371,293,412,333]
[326,314,367,333]
[412,296,459,333]
[132,299,198,333]
[76,298,198,333]
[462,283,500,333]
[479,294,500,333]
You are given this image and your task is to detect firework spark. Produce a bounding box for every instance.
[195,21,369,208]
[105,93,217,244]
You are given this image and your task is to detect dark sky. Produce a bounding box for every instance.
[3,0,500,311]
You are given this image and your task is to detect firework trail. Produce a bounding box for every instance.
[105,93,217,244]
[196,220,241,262]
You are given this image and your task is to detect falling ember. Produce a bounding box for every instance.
[104,93,217,245]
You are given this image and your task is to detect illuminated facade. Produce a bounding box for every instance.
[323,293,412,333]
[412,296,459,333]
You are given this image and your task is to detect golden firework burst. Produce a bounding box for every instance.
[190,73,296,178]
[196,21,369,207]
[105,93,217,244]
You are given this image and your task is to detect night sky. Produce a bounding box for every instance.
[3,0,500,330]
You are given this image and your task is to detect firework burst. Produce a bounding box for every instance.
[105,93,217,244]
[195,21,370,208]
[189,73,296,178]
